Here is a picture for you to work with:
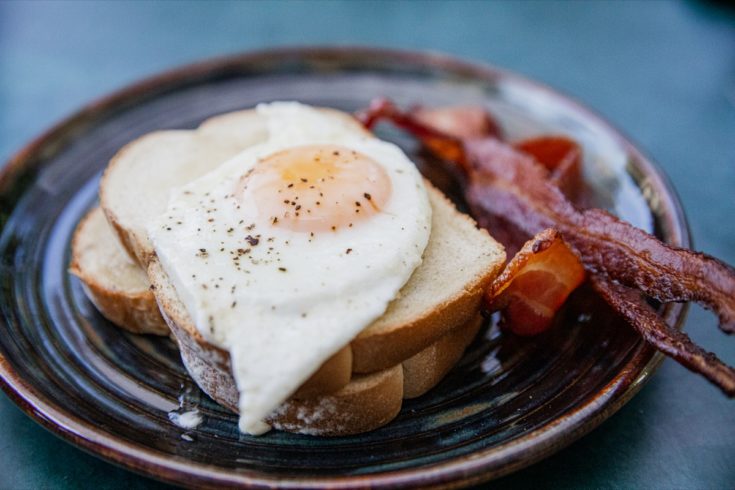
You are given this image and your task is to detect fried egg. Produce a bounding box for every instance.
[149,102,431,434]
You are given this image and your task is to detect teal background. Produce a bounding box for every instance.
[1,1,734,488]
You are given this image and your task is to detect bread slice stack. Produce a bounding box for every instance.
[71,108,505,436]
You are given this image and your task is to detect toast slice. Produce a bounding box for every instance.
[97,105,504,434]
[100,107,504,367]
[69,207,168,335]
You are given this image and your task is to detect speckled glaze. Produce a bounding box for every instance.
[0,48,688,489]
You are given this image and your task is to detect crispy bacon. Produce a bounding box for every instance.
[359,99,735,396]
[360,100,735,333]
[487,229,586,336]
[514,136,583,204]
[593,277,735,396]
[465,138,735,333]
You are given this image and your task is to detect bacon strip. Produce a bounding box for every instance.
[592,277,735,396]
[466,138,735,333]
[513,136,583,204]
[359,99,735,396]
[487,228,586,336]
[360,100,735,333]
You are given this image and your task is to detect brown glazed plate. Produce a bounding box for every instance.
[0,48,688,488]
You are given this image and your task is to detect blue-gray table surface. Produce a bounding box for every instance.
[1,1,733,488]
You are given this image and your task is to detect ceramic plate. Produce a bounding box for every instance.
[0,48,688,488]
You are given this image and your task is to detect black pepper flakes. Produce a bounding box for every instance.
[245,235,259,246]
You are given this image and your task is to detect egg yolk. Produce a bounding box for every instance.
[237,144,392,233]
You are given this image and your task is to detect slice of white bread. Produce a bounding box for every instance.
[97,106,504,434]
[69,207,168,335]
[99,113,264,266]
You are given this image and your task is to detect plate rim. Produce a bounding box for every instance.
[0,46,690,489]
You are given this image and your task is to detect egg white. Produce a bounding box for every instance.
[149,102,431,434]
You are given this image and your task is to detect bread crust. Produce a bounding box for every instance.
[99,131,181,266]
[69,208,169,335]
[267,366,404,436]
[352,270,491,373]
[402,314,483,399]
